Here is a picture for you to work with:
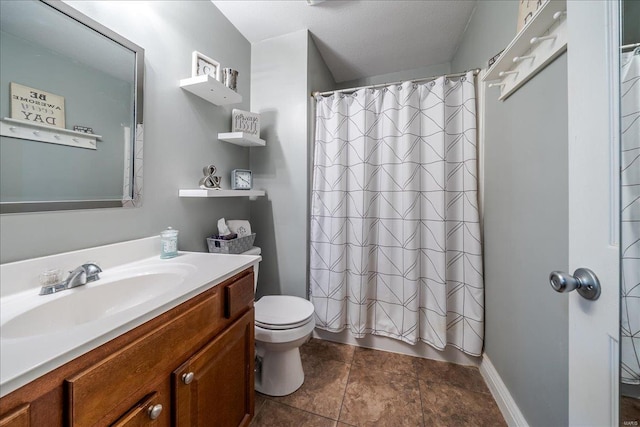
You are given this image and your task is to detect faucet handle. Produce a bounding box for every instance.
[82,262,102,282]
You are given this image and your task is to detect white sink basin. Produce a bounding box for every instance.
[1,264,195,339]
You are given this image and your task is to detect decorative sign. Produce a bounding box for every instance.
[517,0,548,33]
[10,82,65,128]
[231,109,260,137]
[73,125,94,134]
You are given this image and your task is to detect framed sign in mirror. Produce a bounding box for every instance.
[0,0,145,213]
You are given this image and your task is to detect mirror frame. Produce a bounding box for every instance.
[0,0,144,214]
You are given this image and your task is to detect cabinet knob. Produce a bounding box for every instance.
[182,372,195,384]
[147,403,163,420]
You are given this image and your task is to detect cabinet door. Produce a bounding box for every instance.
[173,309,254,427]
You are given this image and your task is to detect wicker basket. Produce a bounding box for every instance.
[206,233,256,254]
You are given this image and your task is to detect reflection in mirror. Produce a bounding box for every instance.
[620,0,640,424]
[0,0,144,213]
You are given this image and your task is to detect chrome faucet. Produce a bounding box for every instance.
[39,263,102,295]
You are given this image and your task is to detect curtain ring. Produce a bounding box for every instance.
[383,87,388,92]
[430,81,436,87]
[397,85,402,90]
[412,83,418,89]
[461,76,466,82]
[444,78,450,84]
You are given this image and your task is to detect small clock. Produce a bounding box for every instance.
[231,169,252,190]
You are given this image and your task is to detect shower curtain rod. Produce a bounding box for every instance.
[622,42,640,51]
[312,68,481,97]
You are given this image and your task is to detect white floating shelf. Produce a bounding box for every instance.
[179,74,242,106]
[0,118,101,150]
[218,132,265,147]
[179,189,265,198]
[483,0,567,100]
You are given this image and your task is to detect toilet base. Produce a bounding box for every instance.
[255,345,305,396]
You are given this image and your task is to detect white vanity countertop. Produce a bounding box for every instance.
[0,237,260,397]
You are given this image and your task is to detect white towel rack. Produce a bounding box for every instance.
[483,0,567,100]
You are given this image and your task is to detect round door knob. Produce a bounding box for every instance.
[147,403,163,420]
[549,268,601,300]
[182,372,194,384]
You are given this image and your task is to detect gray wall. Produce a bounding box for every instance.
[250,30,310,299]
[0,1,252,263]
[307,34,337,296]
[249,30,334,299]
[335,61,450,90]
[452,2,569,426]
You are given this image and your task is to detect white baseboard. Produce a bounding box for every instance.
[480,355,529,427]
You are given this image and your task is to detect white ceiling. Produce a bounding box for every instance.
[212,0,477,83]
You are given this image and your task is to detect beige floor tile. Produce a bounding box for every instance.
[301,338,356,364]
[250,400,336,427]
[339,363,423,426]
[420,380,505,427]
[621,396,640,426]
[415,357,490,395]
[254,392,268,418]
[270,353,351,420]
[352,346,418,377]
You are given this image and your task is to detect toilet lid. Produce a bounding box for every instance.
[255,295,314,330]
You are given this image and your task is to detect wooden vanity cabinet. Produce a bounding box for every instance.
[0,268,255,427]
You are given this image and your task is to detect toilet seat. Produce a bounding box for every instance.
[255,295,314,330]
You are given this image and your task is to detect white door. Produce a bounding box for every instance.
[566,1,620,426]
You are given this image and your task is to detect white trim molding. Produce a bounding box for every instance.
[479,355,529,427]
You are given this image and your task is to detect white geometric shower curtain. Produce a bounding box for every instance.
[621,49,640,385]
[310,71,484,356]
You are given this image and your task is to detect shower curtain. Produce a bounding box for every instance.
[309,72,484,356]
[621,48,640,385]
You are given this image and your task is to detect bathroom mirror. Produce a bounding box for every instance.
[620,0,640,423]
[0,0,144,213]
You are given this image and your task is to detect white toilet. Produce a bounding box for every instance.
[241,247,315,396]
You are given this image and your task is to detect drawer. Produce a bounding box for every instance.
[111,382,169,427]
[66,287,223,426]
[0,404,29,427]
[224,272,254,319]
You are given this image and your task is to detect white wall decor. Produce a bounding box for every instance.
[10,82,65,128]
[517,0,547,32]
[191,50,220,80]
[231,109,260,136]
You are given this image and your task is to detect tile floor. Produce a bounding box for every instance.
[250,338,506,427]
[622,396,640,427]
